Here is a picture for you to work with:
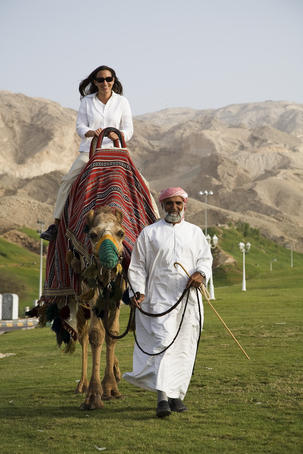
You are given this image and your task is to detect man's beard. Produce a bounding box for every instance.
[164,208,184,223]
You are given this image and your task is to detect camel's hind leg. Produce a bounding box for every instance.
[81,313,105,410]
[102,307,122,400]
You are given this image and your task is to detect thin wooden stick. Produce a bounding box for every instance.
[174,262,250,360]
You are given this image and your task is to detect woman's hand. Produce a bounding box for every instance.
[108,131,119,142]
[85,130,118,141]
[85,128,103,138]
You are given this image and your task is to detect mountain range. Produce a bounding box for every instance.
[0,91,302,251]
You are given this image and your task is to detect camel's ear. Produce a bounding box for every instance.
[85,209,95,232]
[112,208,123,224]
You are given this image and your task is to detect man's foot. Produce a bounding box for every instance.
[40,224,58,241]
[156,400,171,418]
[168,398,187,412]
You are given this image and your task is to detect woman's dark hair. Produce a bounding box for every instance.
[79,65,123,97]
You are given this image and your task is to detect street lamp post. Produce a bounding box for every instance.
[205,234,218,300]
[239,242,251,291]
[270,258,277,272]
[37,220,44,299]
[198,190,213,235]
[290,244,294,268]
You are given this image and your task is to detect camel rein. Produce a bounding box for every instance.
[103,260,250,361]
[102,265,203,362]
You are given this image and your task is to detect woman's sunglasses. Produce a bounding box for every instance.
[94,76,114,83]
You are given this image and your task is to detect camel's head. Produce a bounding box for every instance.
[85,207,125,270]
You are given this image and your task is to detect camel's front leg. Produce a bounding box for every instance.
[75,321,89,394]
[102,307,122,400]
[81,313,105,410]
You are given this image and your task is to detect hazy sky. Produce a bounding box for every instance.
[0,0,302,115]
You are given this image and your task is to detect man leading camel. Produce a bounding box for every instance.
[123,187,213,417]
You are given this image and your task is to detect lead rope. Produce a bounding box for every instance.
[133,288,191,356]
[123,273,202,367]
[101,273,192,339]
[192,288,202,375]
[101,249,189,340]
[101,252,202,365]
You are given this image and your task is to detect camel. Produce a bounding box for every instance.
[38,128,158,409]
[70,206,126,410]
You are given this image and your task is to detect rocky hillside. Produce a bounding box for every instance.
[0,91,302,251]
[131,102,303,250]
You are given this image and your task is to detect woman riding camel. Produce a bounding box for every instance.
[41,65,133,241]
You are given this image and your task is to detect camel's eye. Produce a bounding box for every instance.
[117,230,124,238]
[89,231,98,241]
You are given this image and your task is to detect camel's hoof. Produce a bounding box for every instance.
[80,402,90,410]
[80,394,104,410]
[75,381,89,394]
[102,390,122,400]
[112,390,123,399]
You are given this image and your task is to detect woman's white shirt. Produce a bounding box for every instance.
[76,92,133,152]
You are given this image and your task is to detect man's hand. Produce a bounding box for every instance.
[186,271,205,289]
[131,293,145,308]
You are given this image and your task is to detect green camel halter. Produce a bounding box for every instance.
[95,234,119,269]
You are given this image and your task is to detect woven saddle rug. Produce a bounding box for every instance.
[44,147,157,301]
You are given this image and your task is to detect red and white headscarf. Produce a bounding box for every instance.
[158,187,188,205]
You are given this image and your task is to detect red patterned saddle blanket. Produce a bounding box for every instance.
[43,147,157,301]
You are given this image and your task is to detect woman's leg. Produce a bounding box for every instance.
[41,153,89,241]
[54,153,90,219]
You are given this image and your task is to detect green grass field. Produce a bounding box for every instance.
[0,267,302,452]
[0,226,302,453]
